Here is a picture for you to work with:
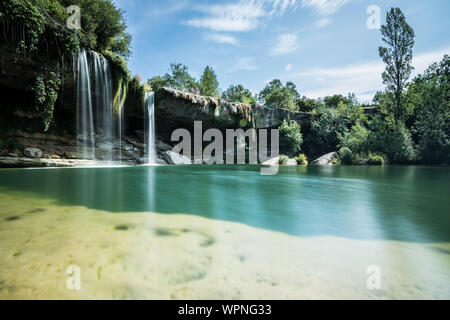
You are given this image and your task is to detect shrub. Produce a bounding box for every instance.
[339,147,353,165]
[294,154,308,165]
[367,154,384,165]
[338,124,370,155]
[279,155,289,165]
[279,120,303,156]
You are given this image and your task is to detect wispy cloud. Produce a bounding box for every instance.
[301,0,349,16]
[316,18,332,28]
[230,57,258,72]
[186,0,297,32]
[288,48,449,102]
[270,34,298,55]
[204,33,239,46]
[285,63,293,71]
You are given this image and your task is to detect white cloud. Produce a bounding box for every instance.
[230,57,258,72]
[316,18,331,28]
[270,33,298,55]
[204,33,239,46]
[186,0,297,32]
[288,48,449,102]
[301,0,349,16]
[285,64,293,71]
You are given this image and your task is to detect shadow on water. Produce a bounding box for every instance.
[0,165,449,242]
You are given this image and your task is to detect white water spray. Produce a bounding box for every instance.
[144,92,156,164]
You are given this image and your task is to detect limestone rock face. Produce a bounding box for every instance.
[252,105,312,129]
[162,151,192,165]
[310,152,339,165]
[155,87,313,130]
[24,147,44,158]
[155,87,252,128]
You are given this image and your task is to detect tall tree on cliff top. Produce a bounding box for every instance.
[198,66,219,97]
[379,7,415,125]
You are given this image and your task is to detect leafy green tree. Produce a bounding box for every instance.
[147,76,168,92]
[410,55,450,164]
[297,96,318,112]
[258,79,299,111]
[338,124,370,155]
[305,108,348,157]
[198,66,219,97]
[379,7,415,124]
[58,0,132,57]
[222,84,255,104]
[279,120,303,156]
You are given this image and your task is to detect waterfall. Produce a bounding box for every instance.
[76,50,95,159]
[144,92,156,164]
[76,50,122,162]
[92,52,114,161]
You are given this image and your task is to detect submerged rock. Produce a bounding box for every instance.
[23,147,43,158]
[162,151,192,165]
[310,152,338,165]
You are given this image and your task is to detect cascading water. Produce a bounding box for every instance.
[76,50,123,162]
[92,52,115,161]
[144,92,156,164]
[76,50,96,159]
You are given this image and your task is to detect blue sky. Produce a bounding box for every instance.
[112,0,450,102]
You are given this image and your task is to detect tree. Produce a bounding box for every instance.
[147,75,168,92]
[279,120,303,156]
[222,84,255,104]
[379,7,415,124]
[198,66,219,97]
[410,55,450,164]
[258,79,299,111]
[58,0,132,57]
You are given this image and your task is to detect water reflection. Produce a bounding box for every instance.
[0,165,449,242]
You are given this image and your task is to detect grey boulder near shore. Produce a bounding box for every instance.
[310,152,339,165]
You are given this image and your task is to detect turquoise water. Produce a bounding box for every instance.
[0,165,449,243]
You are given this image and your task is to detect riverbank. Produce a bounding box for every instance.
[0,189,448,300]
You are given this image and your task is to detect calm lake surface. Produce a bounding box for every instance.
[0,165,449,299]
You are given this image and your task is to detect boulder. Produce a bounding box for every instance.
[23,147,43,158]
[310,152,338,165]
[286,158,297,166]
[261,157,279,166]
[162,151,192,165]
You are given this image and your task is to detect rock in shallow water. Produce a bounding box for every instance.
[23,147,43,158]
[162,151,192,165]
[310,152,338,165]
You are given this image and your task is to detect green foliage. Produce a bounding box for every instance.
[147,76,167,92]
[198,66,219,97]
[222,84,255,104]
[368,118,416,163]
[297,96,317,112]
[279,120,303,156]
[279,155,289,165]
[409,55,450,164]
[258,79,299,111]
[306,108,348,157]
[148,63,197,93]
[58,0,132,57]
[125,75,146,114]
[379,7,415,124]
[338,124,370,155]
[294,154,308,165]
[32,62,61,131]
[367,154,384,166]
[339,147,353,165]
